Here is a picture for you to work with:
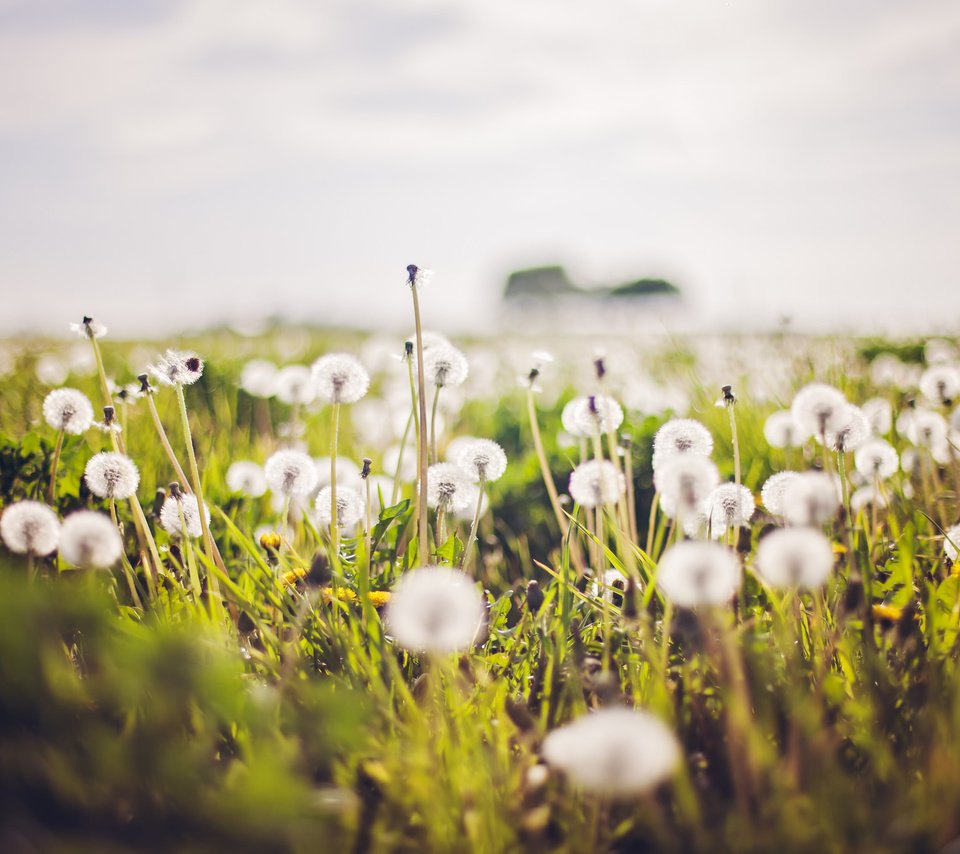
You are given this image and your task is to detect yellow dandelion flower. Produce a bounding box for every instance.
[280,566,307,586]
[367,591,392,608]
[260,531,283,551]
[871,604,902,622]
[321,587,358,604]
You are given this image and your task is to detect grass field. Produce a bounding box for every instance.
[2,309,960,852]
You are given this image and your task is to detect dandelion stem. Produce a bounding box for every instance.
[461,474,486,573]
[109,498,143,609]
[728,403,742,491]
[429,383,441,465]
[410,284,430,565]
[47,427,65,505]
[392,408,414,506]
[330,401,341,560]
[146,393,191,490]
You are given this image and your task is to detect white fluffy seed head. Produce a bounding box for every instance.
[264,449,318,497]
[456,439,508,483]
[311,353,370,404]
[754,528,834,590]
[542,707,680,797]
[763,410,806,448]
[760,471,801,517]
[275,365,316,405]
[850,485,887,514]
[226,461,268,498]
[905,409,948,448]
[652,419,714,470]
[239,359,278,398]
[84,452,140,500]
[656,541,741,608]
[704,483,755,537]
[861,398,893,436]
[425,463,473,513]
[944,524,960,562]
[423,343,469,389]
[568,460,625,509]
[654,456,719,521]
[781,472,840,527]
[572,395,625,436]
[920,364,960,404]
[819,405,870,452]
[148,350,204,386]
[854,439,899,480]
[0,501,61,556]
[314,485,365,528]
[159,495,210,539]
[385,566,486,654]
[59,511,123,568]
[42,388,94,434]
[791,383,847,439]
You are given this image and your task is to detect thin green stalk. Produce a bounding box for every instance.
[47,427,65,505]
[146,393,191,490]
[429,383,442,465]
[329,401,341,560]
[460,474,486,573]
[410,284,430,565]
[728,403,741,491]
[392,407,415,505]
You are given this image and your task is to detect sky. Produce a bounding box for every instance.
[1,0,959,337]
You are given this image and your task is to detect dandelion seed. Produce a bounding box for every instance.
[651,419,713,470]
[226,461,268,498]
[59,511,123,568]
[704,483,755,537]
[264,449,318,497]
[654,455,719,521]
[0,501,60,556]
[425,463,473,513]
[763,410,806,448]
[42,388,94,434]
[84,452,140,500]
[69,316,107,339]
[159,494,210,539]
[760,471,801,517]
[754,527,834,589]
[656,540,741,607]
[568,460,625,509]
[148,350,204,386]
[311,353,370,404]
[456,439,508,483]
[781,472,840,527]
[944,524,960,562]
[275,365,316,405]
[315,485,365,528]
[791,383,847,439]
[423,343,469,389]
[854,439,899,480]
[385,566,486,654]
[541,707,680,797]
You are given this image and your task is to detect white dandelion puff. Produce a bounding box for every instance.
[0,501,61,556]
[541,707,680,797]
[781,472,840,527]
[561,399,590,438]
[385,566,486,654]
[791,383,847,439]
[239,359,278,398]
[854,440,899,481]
[920,364,960,404]
[763,410,806,448]
[69,316,107,339]
[754,527,834,589]
[861,398,893,435]
[652,419,714,470]
[654,456,719,522]
[456,439,508,483]
[944,524,960,562]
[226,461,268,498]
[423,343,469,389]
[315,485,365,528]
[568,460,625,509]
[573,395,625,436]
[311,353,370,404]
[84,452,140,500]
[264,449,318,497]
[148,350,204,386]
[656,540,741,608]
[704,483,755,537]
[59,511,123,568]
[42,388,94,435]
[760,471,801,517]
[819,404,870,453]
[905,409,948,449]
[159,494,210,539]
[275,365,316,405]
[425,463,474,513]
[850,485,888,514]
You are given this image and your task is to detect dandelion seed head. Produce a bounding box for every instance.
[405,265,434,289]
[423,343,469,389]
[84,452,140,500]
[754,527,834,589]
[264,449,318,497]
[781,471,840,527]
[385,566,485,654]
[315,485,365,528]
[456,438,508,483]
[850,485,888,514]
[861,398,893,436]
[654,455,719,521]
[239,359,278,398]
[704,483,755,536]
[820,404,870,453]
[0,501,60,556]
[159,494,210,539]
[59,511,123,568]
[925,339,958,365]
[906,408,949,449]
[226,461,268,498]
[571,394,624,435]
[69,316,107,339]
[763,410,806,448]
[656,540,741,607]
[760,471,801,517]
[42,388,94,434]
[541,707,680,797]
[854,439,899,480]
[652,419,713,470]
[568,460,625,509]
[944,523,960,562]
[148,350,204,387]
[425,462,473,513]
[275,365,316,405]
[311,353,370,404]
[791,383,847,438]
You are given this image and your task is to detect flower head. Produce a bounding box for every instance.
[905,409,948,448]
[275,365,316,405]
[861,398,893,436]
[781,472,840,527]
[791,383,847,438]
[84,452,140,500]
[571,395,625,435]
[42,388,94,434]
[239,359,278,398]
[159,494,210,539]
[385,566,485,654]
[226,461,268,498]
[820,404,870,452]
[423,343,469,389]
[854,439,899,481]
[654,455,719,521]
[311,353,370,404]
[760,471,801,517]
[148,350,204,386]
[264,449,318,497]
[455,439,508,483]
[763,410,806,448]
[315,485,365,528]
[59,511,123,568]
[568,460,625,509]
[704,483,755,537]
[69,316,107,339]
[0,501,60,556]
[425,463,473,513]
[405,264,434,289]
[656,541,741,607]
[652,419,714,470]
[920,364,960,404]
[754,527,834,589]
[541,707,680,797]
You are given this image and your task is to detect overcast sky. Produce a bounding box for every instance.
[1,0,959,337]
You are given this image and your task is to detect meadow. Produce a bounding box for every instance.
[2,283,960,852]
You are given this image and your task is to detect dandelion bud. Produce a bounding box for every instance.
[944,524,960,562]
[361,458,373,479]
[423,343,469,389]
[59,511,123,568]
[594,357,606,381]
[159,494,210,539]
[425,463,473,513]
[259,531,283,551]
[781,472,840,527]
[720,385,736,406]
[148,350,204,387]
[754,527,834,589]
[456,439,508,484]
[404,340,414,359]
[763,410,806,448]
[311,353,370,404]
[760,471,801,517]
[526,579,545,613]
[0,501,60,556]
[226,461,268,498]
[656,540,742,608]
[42,388,94,434]
[652,419,713,470]
[654,456,719,521]
[791,383,847,439]
[568,460,625,509]
[137,373,152,394]
[264,449,318,497]
[84,452,140,500]
[854,439,898,481]
[385,566,486,654]
[704,483,755,538]
[315,485,364,528]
